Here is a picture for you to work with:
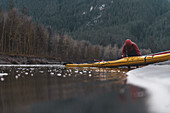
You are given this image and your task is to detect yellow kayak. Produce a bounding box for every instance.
[66,51,170,68]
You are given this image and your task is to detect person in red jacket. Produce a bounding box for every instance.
[122,39,141,58]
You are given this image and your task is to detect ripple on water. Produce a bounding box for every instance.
[57,73,62,76]
[0,73,8,77]
[1,77,4,81]
[15,76,18,79]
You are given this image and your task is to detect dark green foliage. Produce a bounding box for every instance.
[1,8,137,62]
[1,0,170,53]
[0,2,2,12]
[9,0,15,10]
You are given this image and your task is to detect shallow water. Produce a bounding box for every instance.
[0,65,148,113]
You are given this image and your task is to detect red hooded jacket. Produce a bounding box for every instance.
[122,39,141,57]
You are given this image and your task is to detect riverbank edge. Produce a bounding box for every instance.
[126,60,170,78]
[0,54,62,64]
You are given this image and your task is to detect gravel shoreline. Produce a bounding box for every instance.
[0,54,61,64]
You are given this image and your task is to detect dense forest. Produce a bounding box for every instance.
[5,0,170,62]
[1,0,170,52]
[1,5,146,62]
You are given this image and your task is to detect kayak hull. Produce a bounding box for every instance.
[66,52,170,68]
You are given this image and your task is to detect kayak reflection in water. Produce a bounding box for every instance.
[119,78,146,102]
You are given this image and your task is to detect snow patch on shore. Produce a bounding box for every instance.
[127,65,170,113]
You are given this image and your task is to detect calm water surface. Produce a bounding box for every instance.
[0,65,148,113]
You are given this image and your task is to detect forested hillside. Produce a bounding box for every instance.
[1,7,137,62]
[1,0,170,53]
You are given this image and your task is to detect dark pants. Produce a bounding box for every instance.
[127,50,139,57]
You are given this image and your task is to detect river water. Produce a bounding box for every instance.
[0,65,159,113]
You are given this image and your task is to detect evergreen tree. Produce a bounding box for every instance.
[0,2,2,12]
[9,0,15,10]
[21,6,29,15]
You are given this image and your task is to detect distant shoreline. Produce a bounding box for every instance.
[0,54,62,65]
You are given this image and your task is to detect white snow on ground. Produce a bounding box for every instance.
[82,12,86,15]
[127,65,170,113]
[99,4,105,10]
[90,6,93,12]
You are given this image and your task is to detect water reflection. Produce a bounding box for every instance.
[0,65,147,113]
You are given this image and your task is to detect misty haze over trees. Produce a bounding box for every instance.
[1,0,170,62]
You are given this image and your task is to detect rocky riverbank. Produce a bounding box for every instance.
[0,54,61,64]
